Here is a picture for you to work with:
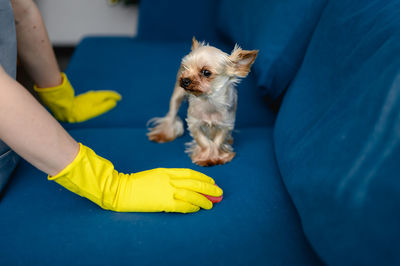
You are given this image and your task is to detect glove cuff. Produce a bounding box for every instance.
[33,73,70,92]
[34,73,75,122]
[48,142,86,182]
[48,143,117,210]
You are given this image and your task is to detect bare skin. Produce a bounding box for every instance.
[0,0,80,176]
[11,0,62,88]
[0,65,79,176]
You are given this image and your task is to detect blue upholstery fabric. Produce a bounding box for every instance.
[137,0,220,42]
[218,0,327,102]
[64,37,275,130]
[274,0,400,265]
[0,127,322,266]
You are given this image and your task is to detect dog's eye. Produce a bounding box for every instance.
[201,69,212,77]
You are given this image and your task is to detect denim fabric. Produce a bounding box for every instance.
[0,141,19,194]
[0,0,19,194]
[0,0,17,78]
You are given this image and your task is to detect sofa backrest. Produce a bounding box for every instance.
[137,0,327,106]
[136,0,220,41]
[217,0,327,102]
[274,0,400,265]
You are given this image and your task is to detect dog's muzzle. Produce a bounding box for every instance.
[180,78,191,89]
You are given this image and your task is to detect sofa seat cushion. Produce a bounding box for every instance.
[64,37,275,130]
[0,127,321,266]
[274,0,400,265]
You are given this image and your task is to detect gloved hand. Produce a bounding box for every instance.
[49,143,223,213]
[34,73,121,123]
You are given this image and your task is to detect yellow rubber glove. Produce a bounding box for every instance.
[49,144,223,213]
[34,73,121,123]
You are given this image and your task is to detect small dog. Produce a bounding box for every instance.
[147,37,258,166]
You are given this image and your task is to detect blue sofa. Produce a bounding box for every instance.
[2,0,400,265]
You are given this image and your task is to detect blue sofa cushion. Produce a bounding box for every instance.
[64,37,275,130]
[137,0,220,42]
[274,0,400,265]
[217,0,327,102]
[0,127,321,266]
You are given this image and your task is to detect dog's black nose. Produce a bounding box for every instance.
[180,78,191,88]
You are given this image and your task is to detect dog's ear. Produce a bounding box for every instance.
[191,36,201,51]
[228,44,258,77]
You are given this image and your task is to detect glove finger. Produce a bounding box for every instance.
[90,98,119,116]
[77,91,122,103]
[174,189,213,210]
[96,91,122,101]
[71,98,118,122]
[172,200,201,213]
[171,179,223,197]
[163,168,215,184]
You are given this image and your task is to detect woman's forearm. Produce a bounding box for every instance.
[11,0,62,88]
[0,65,79,176]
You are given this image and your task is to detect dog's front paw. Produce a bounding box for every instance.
[148,130,175,143]
[147,117,184,143]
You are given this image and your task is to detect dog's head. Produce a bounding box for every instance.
[179,37,258,96]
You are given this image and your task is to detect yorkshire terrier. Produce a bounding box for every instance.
[147,37,258,166]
